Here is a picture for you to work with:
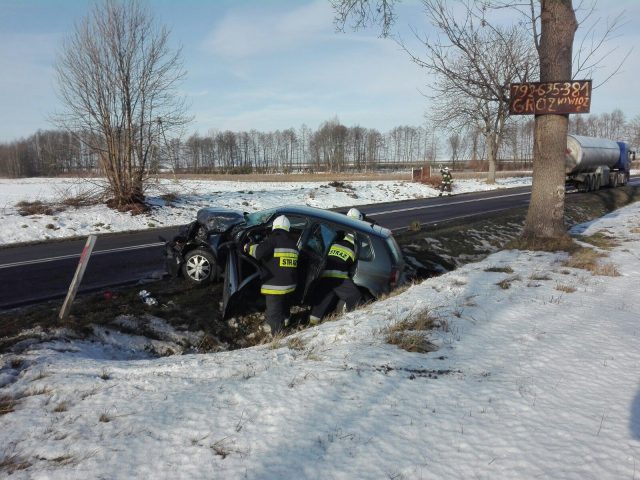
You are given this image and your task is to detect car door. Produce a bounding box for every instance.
[298,222,338,302]
[221,226,265,319]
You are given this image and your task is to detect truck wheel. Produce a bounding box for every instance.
[182,248,216,285]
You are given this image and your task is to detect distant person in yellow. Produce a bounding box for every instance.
[438,167,453,196]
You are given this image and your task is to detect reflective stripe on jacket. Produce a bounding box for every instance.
[320,235,356,280]
[248,230,299,295]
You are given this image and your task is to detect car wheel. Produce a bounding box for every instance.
[182,248,216,285]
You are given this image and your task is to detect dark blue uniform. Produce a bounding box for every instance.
[248,229,299,332]
[310,233,361,323]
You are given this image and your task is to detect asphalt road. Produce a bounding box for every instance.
[1,180,635,309]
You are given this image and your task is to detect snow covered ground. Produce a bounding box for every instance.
[0,176,531,245]
[1,195,639,478]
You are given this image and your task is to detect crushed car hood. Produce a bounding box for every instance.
[196,208,245,233]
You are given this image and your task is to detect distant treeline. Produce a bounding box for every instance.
[0,111,636,178]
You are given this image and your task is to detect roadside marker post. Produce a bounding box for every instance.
[59,234,97,321]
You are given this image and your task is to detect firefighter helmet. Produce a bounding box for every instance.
[347,208,363,220]
[272,215,290,232]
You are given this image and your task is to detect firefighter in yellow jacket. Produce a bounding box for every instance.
[245,215,299,333]
[438,166,453,196]
[309,209,363,325]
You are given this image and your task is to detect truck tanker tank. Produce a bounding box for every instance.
[565,134,620,175]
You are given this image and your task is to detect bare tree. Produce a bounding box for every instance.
[331,0,399,37]
[54,0,190,210]
[448,133,462,167]
[521,0,578,240]
[405,1,537,183]
[311,119,349,172]
[627,115,640,149]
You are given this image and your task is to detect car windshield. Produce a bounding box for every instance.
[245,208,277,227]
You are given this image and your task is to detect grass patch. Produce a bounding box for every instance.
[631,227,640,234]
[529,272,551,281]
[496,275,521,289]
[286,336,306,351]
[16,188,101,217]
[53,401,69,413]
[383,309,439,353]
[0,395,17,415]
[328,180,354,192]
[267,331,288,349]
[555,284,577,293]
[99,412,111,423]
[593,263,621,277]
[45,454,75,465]
[22,386,52,397]
[160,192,180,204]
[563,247,606,269]
[562,247,620,276]
[16,200,58,216]
[576,231,620,250]
[408,220,422,232]
[60,191,101,208]
[387,309,438,333]
[484,266,514,273]
[0,454,30,474]
[506,234,579,253]
[386,331,437,353]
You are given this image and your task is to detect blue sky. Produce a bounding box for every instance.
[0,0,638,142]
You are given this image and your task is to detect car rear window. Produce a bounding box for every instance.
[356,233,374,261]
[385,236,403,265]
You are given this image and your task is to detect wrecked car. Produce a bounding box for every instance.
[164,205,406,318]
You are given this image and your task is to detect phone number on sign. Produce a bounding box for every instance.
[509,80,591,115]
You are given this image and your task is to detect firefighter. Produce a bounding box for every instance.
[347,207,363,220]
[308,229,361,325]
[439,167,453,196]
[245,215,299,333]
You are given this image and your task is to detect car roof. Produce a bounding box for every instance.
[272,204,392,238]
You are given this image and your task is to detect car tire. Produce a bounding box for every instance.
[182,248,216,285]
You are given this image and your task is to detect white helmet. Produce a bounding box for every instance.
[272,215,290,232]
[347,208,363,220]
[443,167,449,172]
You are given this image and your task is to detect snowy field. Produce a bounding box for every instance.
[1,197,640,478]
[0,176,531,245]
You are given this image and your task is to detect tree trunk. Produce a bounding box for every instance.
[522,0,578,239]
[486,131,497,184]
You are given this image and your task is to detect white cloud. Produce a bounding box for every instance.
[202,1,337,59]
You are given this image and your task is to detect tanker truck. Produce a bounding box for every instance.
[565,134,633,192]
